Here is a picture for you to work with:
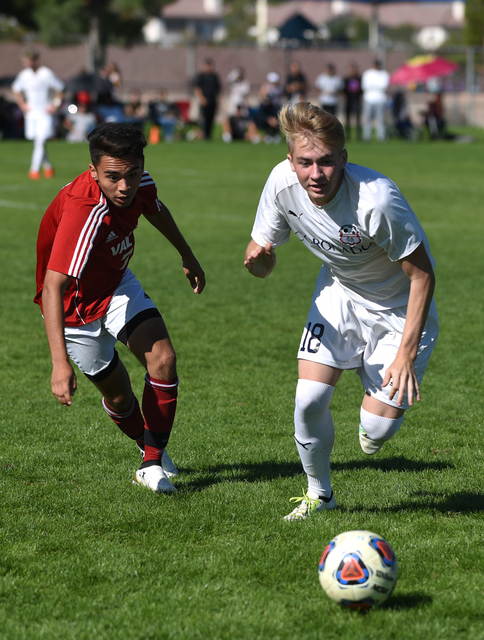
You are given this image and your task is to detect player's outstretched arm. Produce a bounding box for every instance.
[383,243,435,407]
[244,240,277,278]
[42,269,77,406]
[144,205,206,294]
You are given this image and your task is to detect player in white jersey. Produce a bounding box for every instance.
[12,50,64,179]
[244,102,438,520]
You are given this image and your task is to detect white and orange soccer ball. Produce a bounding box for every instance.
[318,530,398,610]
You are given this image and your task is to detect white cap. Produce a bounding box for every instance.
[267,72,279,83]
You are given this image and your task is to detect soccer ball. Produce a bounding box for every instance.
[318,530,398,610]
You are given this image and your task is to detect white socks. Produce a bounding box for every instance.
[294,379,335,499]
[294,379,405,498]
[360,407,404,443]
[31,135,49,173]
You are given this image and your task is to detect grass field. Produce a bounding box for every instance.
[1,130,484,640]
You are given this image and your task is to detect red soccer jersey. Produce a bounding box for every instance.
[34,169,160,326]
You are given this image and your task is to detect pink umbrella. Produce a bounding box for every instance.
[390,55,459,86]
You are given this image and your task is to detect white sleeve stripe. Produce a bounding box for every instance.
[68,195,109,277]
[140,171,155,187]
[68,196,105,276]
[73,206,109,277]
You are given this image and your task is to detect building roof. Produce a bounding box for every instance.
[267,0,465,29]
[162,0,225,19]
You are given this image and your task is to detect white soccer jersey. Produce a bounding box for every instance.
[252,160,434,311]
[12,66,64,113]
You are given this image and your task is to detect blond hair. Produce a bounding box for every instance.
[279,102,346,154]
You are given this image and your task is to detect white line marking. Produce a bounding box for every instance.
[0,199,45,210]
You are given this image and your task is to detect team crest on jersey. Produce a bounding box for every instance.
[339,224,361,246]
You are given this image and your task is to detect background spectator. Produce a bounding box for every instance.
[391,90,414,140]
[100,62,122,100]
[361,59,390,142]
[222,104,260,144]
[64,68,112,110]
[253,72,284,143]
[124,89,147,128]
[422,92,454,140]
[62,90,97,142]
[315,63,343,115]
[148,88,180,142]
[222,67,258,143]
[193,58,221,140]
[96,92,126,123]
[225,67,251,117]
[284,61,307,105]
[342,63,363,140]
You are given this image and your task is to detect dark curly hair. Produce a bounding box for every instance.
[88,122,147,167]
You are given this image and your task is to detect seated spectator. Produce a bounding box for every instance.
[124,89,147,128]
[259,72,284,110]
[62,91,97,143]
[422,92,454,140]
[148,88,180,142]
[253,72,283,143]
[226,67,251,117]
[390,91,414,140]
[100,61,122,99]
[96,93,126,123]
[222,105,260,143]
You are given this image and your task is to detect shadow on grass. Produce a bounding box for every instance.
[347,593,432,615]
[177,455,452,489]
[380,490,484,514]
[323,489,484,515]
[175,458,484,513]
[177,460,302,488]
[381,593,433,610]
[332,456,454,473]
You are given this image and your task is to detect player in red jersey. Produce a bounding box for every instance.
[35,122,206,494]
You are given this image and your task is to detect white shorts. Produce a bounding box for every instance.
[64,269,160,380]
[297,269,439,410]
[24,110,55,141]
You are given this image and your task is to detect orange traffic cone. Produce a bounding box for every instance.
[149,125,160,145]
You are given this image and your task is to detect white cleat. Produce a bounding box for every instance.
[137,445,179,478]
[161,449,178,478]
[359,424,384,455]
[133,465,177,494]
[284,490,337,521]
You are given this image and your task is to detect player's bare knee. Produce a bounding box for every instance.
[146,341,177,380]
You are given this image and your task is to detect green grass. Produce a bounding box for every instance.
[1,133,484,640]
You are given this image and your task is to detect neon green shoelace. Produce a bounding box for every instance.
[288,491,319,514]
